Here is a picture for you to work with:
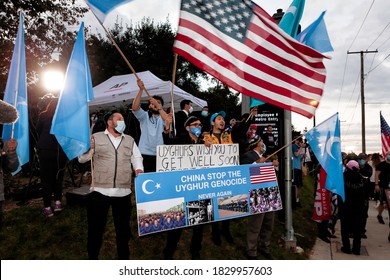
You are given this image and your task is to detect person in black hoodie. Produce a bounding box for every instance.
[339,160,366,255]
[36,95,68,218]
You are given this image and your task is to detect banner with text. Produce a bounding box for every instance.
[156,144,239,171]
[135,163,282,236]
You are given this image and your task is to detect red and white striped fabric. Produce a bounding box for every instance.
[173,0,328,118]
[380,112,390,156]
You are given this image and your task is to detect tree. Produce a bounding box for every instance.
[0,0,88,96]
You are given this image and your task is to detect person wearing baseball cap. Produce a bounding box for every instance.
[162,115,206,260]
[202,111,235,245]
[340,159,366,255]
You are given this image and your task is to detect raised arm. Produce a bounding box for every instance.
[132,79,144,112]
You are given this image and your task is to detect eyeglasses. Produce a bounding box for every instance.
[190,123,203,128]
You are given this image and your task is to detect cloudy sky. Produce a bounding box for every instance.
[82,0,390,154]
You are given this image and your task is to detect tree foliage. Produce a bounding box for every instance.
[0,0,88,95]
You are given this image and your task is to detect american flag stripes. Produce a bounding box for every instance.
[380,112,390,156]
[173,0,327,118]
[249,165,277,184]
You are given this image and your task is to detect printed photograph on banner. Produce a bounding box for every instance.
[249,186,283,214]
[186,199,212,225]
[137,197,185,236]
[217,194,249,218]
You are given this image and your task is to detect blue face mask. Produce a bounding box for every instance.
[358,159,366,166]
[387,155,390,161]
[262,143,267,153]
[190,127,202,137]
[201,111,208,117]
[115,121,126,134]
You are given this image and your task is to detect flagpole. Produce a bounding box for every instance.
[86,4,152,99]
[170,53,178,137]
[11,11,24,139]
[264,135,302,161]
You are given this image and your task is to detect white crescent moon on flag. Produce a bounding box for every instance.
[141,179,155,195]
[325,137,341,160]
[285,6,297,16]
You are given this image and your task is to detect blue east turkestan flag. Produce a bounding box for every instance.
[2,12,29,172]
[279,0,306,38]
[295,11,333,53]
[85,0,134,23]
[50,22,94,160]
[305,113,345,201]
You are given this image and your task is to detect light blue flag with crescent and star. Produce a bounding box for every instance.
[305,113,344,201]
[2,11,29,173]
[296,11,334,53]
[50,22,94,160]
[85,0,134,23]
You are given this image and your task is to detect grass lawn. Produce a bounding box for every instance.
[0,172,318,260]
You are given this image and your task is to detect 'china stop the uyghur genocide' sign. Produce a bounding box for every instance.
[135,145,282,236]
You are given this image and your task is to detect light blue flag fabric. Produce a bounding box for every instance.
[249,97,265,108]
[50,22,94,160]
[305,113,345,201]
[2,12,29,173]
[279,0,306,38]
[85,0,134,23]
[295,11,334,53]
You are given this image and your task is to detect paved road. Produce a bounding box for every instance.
[310,200,390,260]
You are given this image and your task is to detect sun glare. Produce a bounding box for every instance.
[43,71,64,92]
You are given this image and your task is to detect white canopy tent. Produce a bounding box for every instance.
[89,71,207,112]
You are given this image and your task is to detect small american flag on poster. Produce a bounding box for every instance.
[249,165,277,184]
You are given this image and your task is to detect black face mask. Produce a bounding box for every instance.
[150,109,160,115]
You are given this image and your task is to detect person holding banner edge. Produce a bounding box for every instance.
[78,111,143,260]
[240,135,279,260]
[162,115,205,260]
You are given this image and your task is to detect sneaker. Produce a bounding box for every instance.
[377,215,385,224]
[54,202,62,212]
[42,207,53,218]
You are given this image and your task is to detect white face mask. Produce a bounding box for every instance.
[115,120,126,134]
[189,106,193,114]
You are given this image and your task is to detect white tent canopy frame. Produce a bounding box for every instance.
[89,70,207,112]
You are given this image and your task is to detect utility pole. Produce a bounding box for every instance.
[347,50,378,153]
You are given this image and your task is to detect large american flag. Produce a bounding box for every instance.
[249,165,277,184]
[380,112,390,156]
[173,0,327,118]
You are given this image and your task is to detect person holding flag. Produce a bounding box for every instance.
[0,99,19,229]
[36,95,68,218]
[78,111,143,260]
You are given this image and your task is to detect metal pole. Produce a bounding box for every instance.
[282,110,296,248]
[360,51,366,154]
[347,49,377,154]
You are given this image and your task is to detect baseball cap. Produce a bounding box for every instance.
[184,116,200,127]
[210,111,226,126]
[346,160,359,170]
